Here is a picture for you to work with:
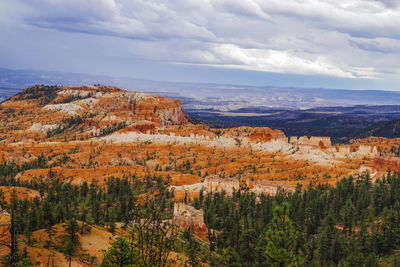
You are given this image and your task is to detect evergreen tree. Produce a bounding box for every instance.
[64,218,79,245]
[341,199,355,236]
[238,229,256,265]
[182,229,201,267]
[222,246,241,267]
[318,212,336,265]
[265,202,303,267]
[64,241,76,267]
[101,237,135,267]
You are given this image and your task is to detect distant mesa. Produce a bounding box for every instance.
[1,85,190,142]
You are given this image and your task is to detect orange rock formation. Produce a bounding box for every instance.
[173,203,207,241]
[0,85,397,242]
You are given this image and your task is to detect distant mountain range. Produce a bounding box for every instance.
[2,67,400,110]
[2,67,400,141]
[352,119,400,139]
[187,105,400,142]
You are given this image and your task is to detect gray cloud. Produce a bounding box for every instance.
[373,0,400,8]
[1,0,400,80]
[350,37,400,54]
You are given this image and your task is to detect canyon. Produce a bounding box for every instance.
[0,85,391,199]
[0,85,399,262]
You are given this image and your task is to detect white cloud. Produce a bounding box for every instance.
[207,44,355,78]
[255,0,400,39]
[2,0,400,79]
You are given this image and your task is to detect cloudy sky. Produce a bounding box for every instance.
[1,0,400,90]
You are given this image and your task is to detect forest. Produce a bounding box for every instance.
[2,157,400,266]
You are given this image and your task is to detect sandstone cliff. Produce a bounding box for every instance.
[173,203,207,241]
[290,136,332,147]
[0,85,190,142]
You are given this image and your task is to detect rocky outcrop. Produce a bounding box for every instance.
[170,176,240,202]
[222,126,286,142]
[171,175,294,198]
[248,180,296,196]
[375,158,400,173]
[43,103,84,116]
[358,145,377,155]
[203,175,239,195]
[334,144,378,157]
[290,136,332,147]
[173,203,207,240]
[289,136,298,144]
[2,85,190,141]
[13,85,190,128]
[55,87,190,126]
[93,91,188,126]
[337,145,350,154]
[28,123,59,133]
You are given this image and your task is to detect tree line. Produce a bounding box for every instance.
[192,171,400,266]
[3,152,400,266]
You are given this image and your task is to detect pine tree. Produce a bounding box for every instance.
[265,202,303,267]
[64,218,80,245]
[364,253,378,267]
[318,212,336,265]
[9,191,18,266]
[238,229,256,265]
[101,236,135,267]
[64,241,75,267]
[254,235,267,266]
[222,246,241,267]
[182,229,201,267]
[341,199,355,236]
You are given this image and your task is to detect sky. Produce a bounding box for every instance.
[1,0,400,90]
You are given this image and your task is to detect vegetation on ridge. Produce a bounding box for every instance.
[2,162,400,266]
